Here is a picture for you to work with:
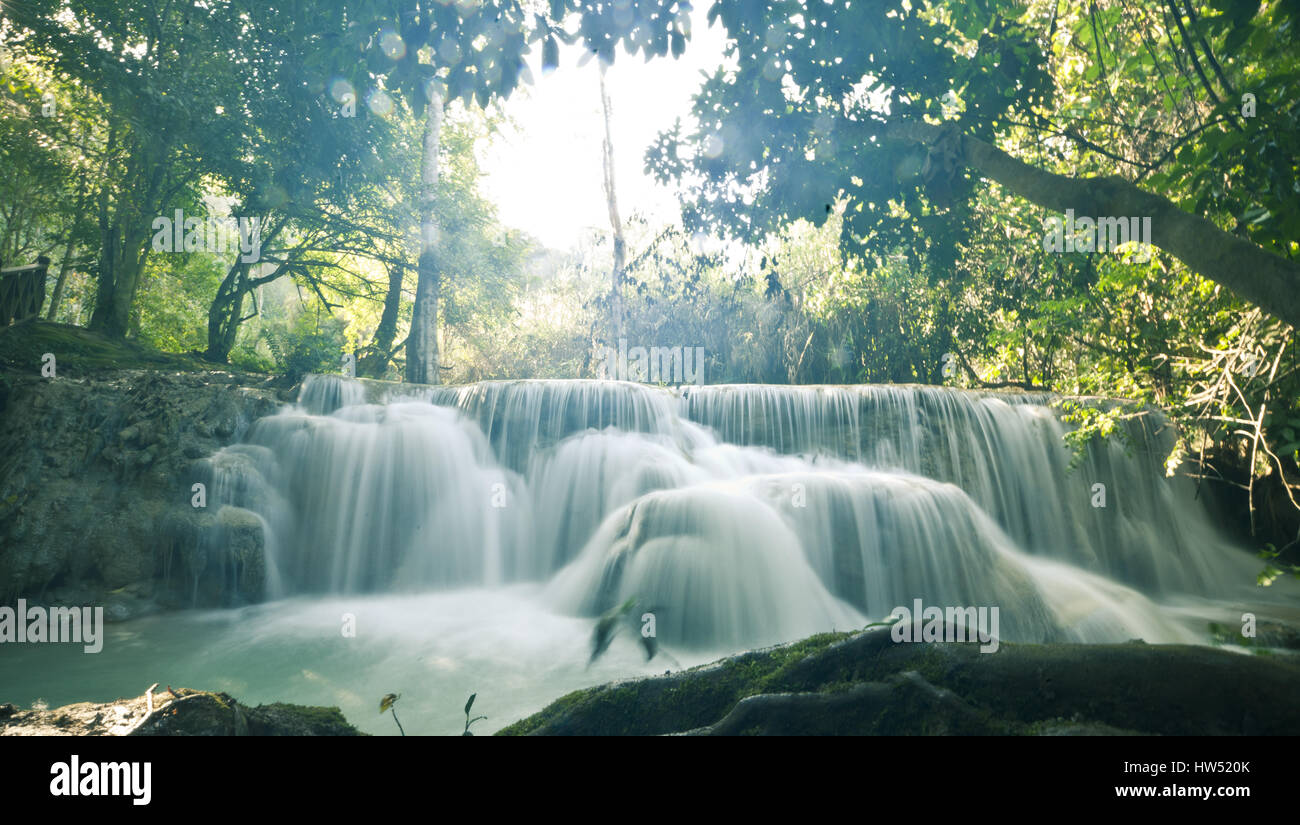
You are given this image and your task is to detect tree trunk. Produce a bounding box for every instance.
[203,215,285,361]
[89,236,148,338]
[205,261,251,362]
[88,225,119,334]
[44,240,76,321]
[360,262,405,377]
[47,177,89,322]
[89,140,165,338]
[407,91,444,385]
[599,63,625,341]
[884,120,1300,328]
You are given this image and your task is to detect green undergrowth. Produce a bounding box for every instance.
[0,320,235,376]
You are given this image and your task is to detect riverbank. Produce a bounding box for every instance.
[0,321,286,612]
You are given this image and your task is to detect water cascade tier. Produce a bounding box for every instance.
[201,375,1270,650]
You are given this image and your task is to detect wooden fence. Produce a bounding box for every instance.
[0,256,50,326]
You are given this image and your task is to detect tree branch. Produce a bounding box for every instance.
[881,119,1300,328]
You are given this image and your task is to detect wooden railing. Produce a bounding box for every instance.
[0,256,50,326]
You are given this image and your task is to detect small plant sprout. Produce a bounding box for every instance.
[462,693,486,736]
[588,597,678,668]
[589,597,637,666]
[864,614,904,630]
[380,693,404,736]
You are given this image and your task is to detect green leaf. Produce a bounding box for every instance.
[542,36,559,73]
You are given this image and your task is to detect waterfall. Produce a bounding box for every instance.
[201,374,1272,650]
[679,384,1253,594]
[297,372,369,415]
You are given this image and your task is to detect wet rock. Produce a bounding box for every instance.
[685,671,992,735]
[499,627,1300,736]
[0,364,278,608]
[178,506,266,606]
[0,688,363,736]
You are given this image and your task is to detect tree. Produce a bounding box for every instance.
[197,2,403,364]
[0,48,98,320]
[599,62,626,341]
[650,0,1300,327]
[408,85,444,384]
[4,0,253,337]
[321,0,696,383]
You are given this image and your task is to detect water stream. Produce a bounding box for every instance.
[3,375,1287,734]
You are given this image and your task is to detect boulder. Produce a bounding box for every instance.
[0,687,362,736]
[498,627,1300,735]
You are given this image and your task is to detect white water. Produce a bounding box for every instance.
[246,376,1266,625]
[3,375,1289,734]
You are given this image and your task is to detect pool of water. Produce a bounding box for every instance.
[0,586,722,736]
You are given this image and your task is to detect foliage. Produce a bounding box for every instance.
[263,310,350,384]
[379,692,404,736]
[644,0,1300,573]
[4,0,1299,576]
[462,693,486,736]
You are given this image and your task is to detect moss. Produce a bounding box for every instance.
[246,702,361,735]
[495,686,604,736]
[501,628,1300,736]
[497,631,857,736]
[206,692,232,710]
[257,703,339,722]
[0,319,257,377]
[121,688,362,736]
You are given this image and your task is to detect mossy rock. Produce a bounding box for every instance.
[130,690,363,736]
[243,702,361,736]
[0,687,363,736]
[499,626,1300,735]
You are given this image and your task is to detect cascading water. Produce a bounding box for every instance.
[198,373,1272,652]
[223,401,530,593]
[10,373,1287,735]
[680,384,1253,594]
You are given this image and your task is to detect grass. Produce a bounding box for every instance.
[0,319,238,376]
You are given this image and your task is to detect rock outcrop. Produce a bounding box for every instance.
[0,687,362,736]
[0,322,290,613]
[498,627,1300,735]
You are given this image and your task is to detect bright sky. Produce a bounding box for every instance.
[481,10,730,252]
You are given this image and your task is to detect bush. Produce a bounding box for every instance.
[262,311,348,382]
